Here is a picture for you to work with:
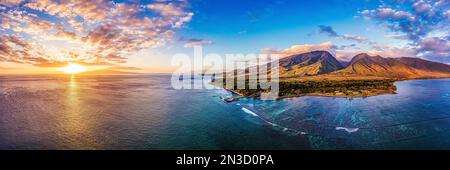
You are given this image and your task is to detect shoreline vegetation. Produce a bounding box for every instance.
[212,77,398,101]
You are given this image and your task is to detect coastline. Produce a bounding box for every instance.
[225,88,396,101]
[219,77,450,101]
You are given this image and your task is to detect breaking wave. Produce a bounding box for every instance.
[238,105,308,135]
[336,127,360,133]
[241,107,258,117]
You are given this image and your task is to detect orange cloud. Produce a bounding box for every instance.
[0,0,193,67]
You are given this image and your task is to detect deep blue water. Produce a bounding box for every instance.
[0,75,449,149]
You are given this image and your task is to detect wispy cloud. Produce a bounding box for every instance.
[109,65,142,71]
[317,25,367,43]
[385,34,410,40]
[318,25,339,37]
[342,34,366,42]
[181,38,214,48]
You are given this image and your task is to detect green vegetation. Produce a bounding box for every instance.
[212,77,396,99]
[275,79,396,98]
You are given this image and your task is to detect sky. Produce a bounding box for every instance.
[0,0,449,74]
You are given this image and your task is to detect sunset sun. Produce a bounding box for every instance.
[60,64,86,74]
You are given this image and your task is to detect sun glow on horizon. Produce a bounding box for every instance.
[60,64,86,74]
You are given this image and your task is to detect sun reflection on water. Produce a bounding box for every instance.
[59,75,98,149]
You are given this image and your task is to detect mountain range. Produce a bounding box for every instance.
[217,50,450,99]
[277,51,450,80]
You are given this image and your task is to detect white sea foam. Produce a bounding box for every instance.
[336,127,359,133]
[239,106,308,136]
[265,120,277,126]
[241,107,258,117]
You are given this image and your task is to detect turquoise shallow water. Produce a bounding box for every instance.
[0,75,449,149]
[236,78,450,149]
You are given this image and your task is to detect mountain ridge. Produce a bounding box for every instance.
[272,51,450,80]
[278,50,344,77]
[335,53,450,79]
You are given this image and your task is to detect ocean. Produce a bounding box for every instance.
[0,75,449,149]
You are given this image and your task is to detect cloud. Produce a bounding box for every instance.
[260,47,280,54]
[0,34,46,65]
[337,44,358,50]
[263,42,368,61]
[0,0,23,7]
[318,25,339,37]
[361,7,418,40]
[0,0,193,67]
[32,61,110,68]
[281,42,337,55]
[268,41,418,62]
[342,34,367,42]
[413,1,432,13]
[109,65,142,71]
[147,2,188,17]
[385,34,409,40]
[264,42,337,59]
[446,10,450,20]
[418,37,450,52]
[360,0,449,59]
[368,47,417,58]
[182,38,214,48]
[416,37,450,58]
[0,66,15,70]
[146,2,193,28]
[317,25,367,43]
